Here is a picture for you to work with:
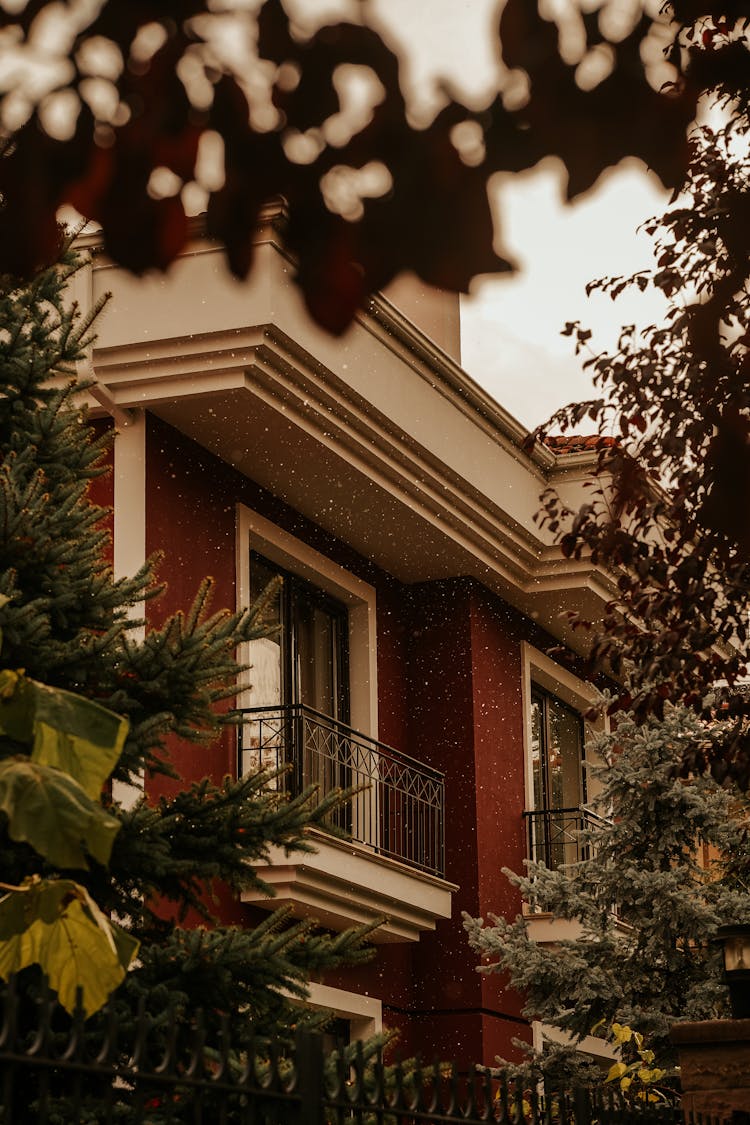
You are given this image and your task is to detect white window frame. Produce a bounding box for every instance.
[304,984,382,1041]
[532,1022,616,1065]
[520,642,605,814]
[235,505,378,739]
[522,646,613,1068]
[236,505,380,848]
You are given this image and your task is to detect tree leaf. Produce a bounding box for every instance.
[0,879,139,1015]
[0,671,128,798]
[0,757,121,869]
[28,680,128,799]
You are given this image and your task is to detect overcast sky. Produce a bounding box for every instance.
[365,0,670,430]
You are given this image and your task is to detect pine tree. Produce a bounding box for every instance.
[464,705,750,1077]
[0,244,375,1113]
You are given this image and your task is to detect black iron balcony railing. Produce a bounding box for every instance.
[523,806,610,870]
[236,704,446,879]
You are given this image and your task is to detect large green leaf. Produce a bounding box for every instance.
[0,757,121,869]
[0,670,128,798]
[0,879,139,1015]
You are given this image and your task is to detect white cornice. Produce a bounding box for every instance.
[91,322,610,604]
[242,830,457,944]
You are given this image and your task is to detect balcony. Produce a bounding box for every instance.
[236,705,455,942]
[523,806,609,870]
[522,806,611,944]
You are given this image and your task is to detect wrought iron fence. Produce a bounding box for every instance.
[237,704,445,877]
[523,808,610,871]
[0,975,687,1125]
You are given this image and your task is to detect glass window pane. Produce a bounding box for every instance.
[547,697,583,810]
[243,554,284,778]
[247,554,283,708]
[531,696,543,810]
[295,596,336,717]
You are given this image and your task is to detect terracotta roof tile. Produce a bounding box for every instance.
[542,434,618,455]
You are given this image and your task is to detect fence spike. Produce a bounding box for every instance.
[573,1086,592,1125]
[513,1076,527,1125]
[295,1029,323,1125]
[27,975,53,1059]
[238,1024,255,1089]
[268,1034,282,1091]
[460,1065,475,1121]
[61,986,86,1062]
[154,1000,179,1077]
[0,973,19,1052]
[392,1060,407,1111]
[441,1059,458,1117]
[129,993,148,1070]
[213,1010,231,1083]
[351,1036,365,1105]
[95,999,120,1066]
[498,1073,511,1125]
[529,1081,539,1125]
[485,1067,499,1123]
[185,1007,207,1079]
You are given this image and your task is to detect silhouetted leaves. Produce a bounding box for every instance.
[535,101,750,787]
[0,1,746,330]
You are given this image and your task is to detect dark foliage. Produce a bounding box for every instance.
[533,92,750,786]
[0,2,746,331]
[0,248,375,1125]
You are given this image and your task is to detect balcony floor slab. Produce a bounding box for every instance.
[243,829,457,942]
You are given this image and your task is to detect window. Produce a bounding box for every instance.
[529,688,586,869]
[522,643,605,872]
[531,688,586,814]
[236,506,379,838]
[243,552,352,826]
[235,505,377,739]
[246,551,350,724]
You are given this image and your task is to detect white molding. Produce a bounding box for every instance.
[89,327,613,607]
[113,410,147,594]
[532,1022,616,1062]
[235,504,378,740]
[242,830,457,943]
[304,983,382,1039]
[111,409,146,810]
[520,642,605,813]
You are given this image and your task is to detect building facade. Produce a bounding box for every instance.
[77,209,612,1069]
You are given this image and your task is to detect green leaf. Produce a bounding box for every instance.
[606,1062,628,1083]
[611,1022,633,1044]
[0,672,128,798]
[29,681,128,798]
[0,757,121,869]
[0,879,139,1015]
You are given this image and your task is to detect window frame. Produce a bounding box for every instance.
[521,642,605,816]
[530,685,587,813]
[236,505,379,741]
[249,549,351,724]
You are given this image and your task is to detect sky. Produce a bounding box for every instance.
[364,0,671,430]
[33,0,673,433]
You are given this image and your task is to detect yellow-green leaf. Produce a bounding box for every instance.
[611,1022,633,1044]
[0,757,120,869]
[28,681,128,798]
[0,880,139,1015]
[606,1062,628,1083]
[0,672,128,798]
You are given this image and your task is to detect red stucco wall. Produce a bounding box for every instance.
[137,412,583,1070]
